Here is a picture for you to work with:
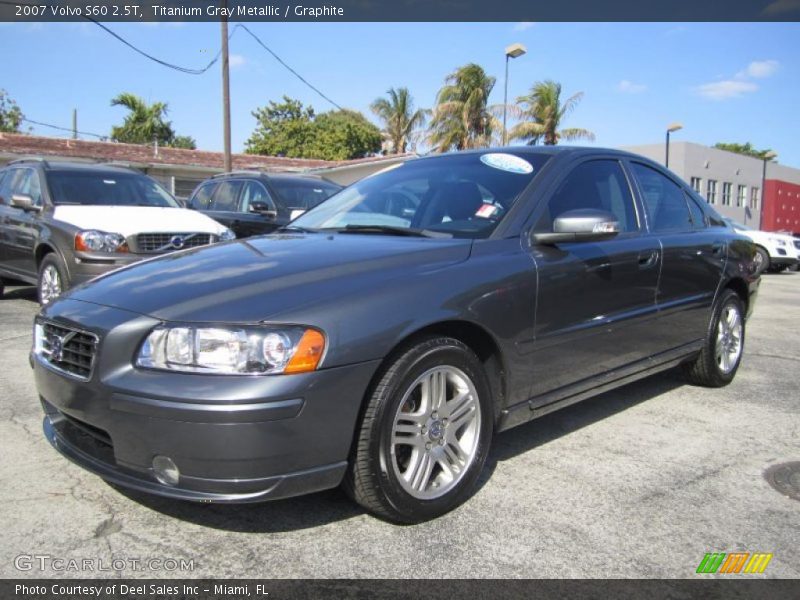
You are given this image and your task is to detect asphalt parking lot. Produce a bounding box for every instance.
[0,275,797,579]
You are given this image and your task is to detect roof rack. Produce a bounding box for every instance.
[211,170,266,178]
[8,157,49,167]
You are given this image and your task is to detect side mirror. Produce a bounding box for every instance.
[532,208,620,245]
[250,201,277,219]
[11,194,41,212]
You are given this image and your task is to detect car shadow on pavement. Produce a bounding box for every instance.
[113,370,685,532]
[2,285,38,302]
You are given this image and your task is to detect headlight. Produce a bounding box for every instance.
[75,230,128,253]
[219,228,236,241]
[136,325,325,375]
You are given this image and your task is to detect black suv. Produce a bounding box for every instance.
[187,171,342,238]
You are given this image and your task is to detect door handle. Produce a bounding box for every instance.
[638,250,659,269]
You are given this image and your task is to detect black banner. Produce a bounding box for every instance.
[3,579,800,600]
[1,0,799,22]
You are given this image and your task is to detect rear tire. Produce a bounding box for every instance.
[683,289,745,387]
[38,254,69,306]
[344,336,493,524]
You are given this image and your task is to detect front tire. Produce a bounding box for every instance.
[38,254,69,306]
[345,336,493,523]
[683,289,745,387]
[753,246,769,274]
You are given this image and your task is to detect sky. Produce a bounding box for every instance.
[1,21,799,165]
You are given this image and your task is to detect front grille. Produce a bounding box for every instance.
[134,232,214,254]
[40,321,98,380]
[58,412,116,466]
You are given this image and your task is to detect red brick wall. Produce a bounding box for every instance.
[763,179,800,234]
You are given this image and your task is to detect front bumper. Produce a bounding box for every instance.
[33,299,380,503]
[67,252,145,286]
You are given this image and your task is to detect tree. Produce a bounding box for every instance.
[428,64,498,152]
[246,97,381,160]
[110,93,195,148]
[714,142,776,161]
[510,80,595,146]
[0,89,24,133]
[245,96,316,158]
[370,87,426,154]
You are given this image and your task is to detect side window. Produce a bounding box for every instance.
[240,181,275,213]
[210,180,243,212]
[630,163,693,232]
[0,170,13,204]
[686,194,707,229]
[536,160,638,233]
[189,182,218,210]
[12,169,43,206]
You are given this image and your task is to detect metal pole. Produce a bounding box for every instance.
[760,158,768,229]
[72,109,77,140]
[502,54,509,146]
[665,130,670,168]
[220,2,232,172]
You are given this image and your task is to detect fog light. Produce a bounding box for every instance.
[152,455,180,486]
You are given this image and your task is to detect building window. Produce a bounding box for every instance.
[690,177,702,194]
[706,179,717,204]
[750,187,760,210]
[722,182,732,206]
[737,185,746,208]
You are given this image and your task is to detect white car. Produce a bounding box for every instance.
[724,218,799,273]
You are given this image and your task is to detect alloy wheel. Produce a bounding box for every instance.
[715,303,743,374]
[40,265,62,305]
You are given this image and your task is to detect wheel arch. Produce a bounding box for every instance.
[723,276,750,315]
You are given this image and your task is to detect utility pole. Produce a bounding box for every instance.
[72,109,77,139]
[220,0,232,172]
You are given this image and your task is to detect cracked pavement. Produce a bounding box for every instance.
[0,274,798,579]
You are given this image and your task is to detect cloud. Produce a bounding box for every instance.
[617,80,647,94]
[695,59,779,101]
[695,80,758,100]
[738,59,779,79]
[763,0,800,14]
[513,22,535,31]
[228,54,246,69]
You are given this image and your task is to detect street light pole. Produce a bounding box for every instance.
[502,43,526,147]
[665,122,683,169]
[220,0,232,173]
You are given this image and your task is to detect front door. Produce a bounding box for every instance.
[2,168,42,278]
[528,158,662,400]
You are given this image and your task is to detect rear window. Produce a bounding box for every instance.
[271,179,342,210]
[47,171,179,208]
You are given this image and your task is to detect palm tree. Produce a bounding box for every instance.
[370,87,427,154]
[510,80,595,146]
[110,93,174,145]
[428,64,498,152]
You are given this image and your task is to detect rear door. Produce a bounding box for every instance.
[628,161,725,350]
[528,158,662,398]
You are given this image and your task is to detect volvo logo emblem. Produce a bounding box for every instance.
[48,332,74,363]
[170,235,185,249]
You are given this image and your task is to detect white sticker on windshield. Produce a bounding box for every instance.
[480,153,533,174]
[103,180,117,185]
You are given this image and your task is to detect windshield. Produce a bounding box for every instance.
[271,178,341,210]
[292,152,549,238]
[47,171,180,208]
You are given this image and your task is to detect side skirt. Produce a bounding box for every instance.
[497,341,702,432]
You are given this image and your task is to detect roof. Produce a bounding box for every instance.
[0,132,415,172]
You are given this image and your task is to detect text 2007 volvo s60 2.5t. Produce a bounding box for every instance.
[32,147,759,523]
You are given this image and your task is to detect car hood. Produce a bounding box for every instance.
[53,205,229,237]
[65,233,473,322]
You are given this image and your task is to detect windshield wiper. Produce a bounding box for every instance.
[334,225,452,239]
[277,225,317,233]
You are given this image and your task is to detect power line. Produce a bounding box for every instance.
[21,117,107,140]
[238,25,342,110]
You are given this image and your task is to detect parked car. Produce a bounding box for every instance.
[32,147,759,523]
[187,171,342,238]
[722,218,799,273]
[0,159,235,304]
